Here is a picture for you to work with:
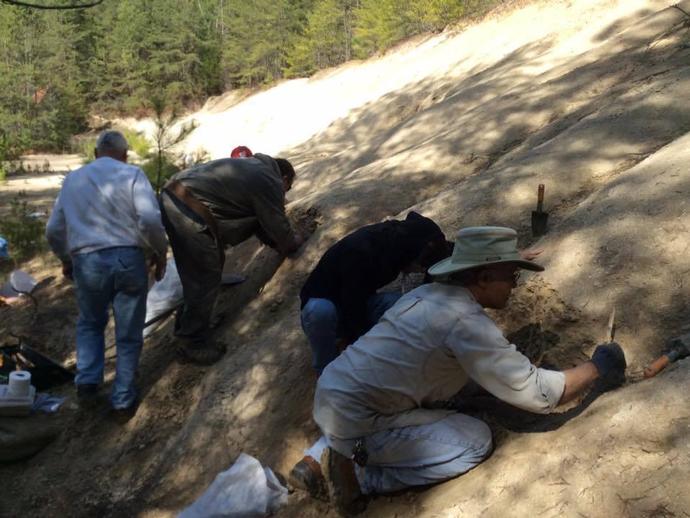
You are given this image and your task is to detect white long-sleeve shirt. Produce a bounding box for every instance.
[314,283,566,439]
[46,156,167,262]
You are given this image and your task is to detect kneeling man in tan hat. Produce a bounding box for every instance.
[295,226,626,514]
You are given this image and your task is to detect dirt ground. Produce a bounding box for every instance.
[2,0,690,516]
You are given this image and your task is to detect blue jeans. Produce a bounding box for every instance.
[300,292,402,374]
[72,247,147,409]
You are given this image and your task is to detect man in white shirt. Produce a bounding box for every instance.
[295,226,626,514]
[46,130,167,420]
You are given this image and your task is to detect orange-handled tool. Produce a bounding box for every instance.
[643,333,689,379]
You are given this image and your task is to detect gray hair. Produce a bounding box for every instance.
[442,267,485,287]
[96,130,128,155]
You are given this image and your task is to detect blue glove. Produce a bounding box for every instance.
[591,342,626,378]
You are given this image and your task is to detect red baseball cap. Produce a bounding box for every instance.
[231,146,253,158]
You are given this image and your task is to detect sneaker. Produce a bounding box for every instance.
[176,342,226,366]
[288,455,328,501]
[321,447,366,516]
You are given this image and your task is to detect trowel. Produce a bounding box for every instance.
[643,332,690,378]
[531,184,548,237]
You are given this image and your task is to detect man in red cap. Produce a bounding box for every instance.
[159,154,302,365]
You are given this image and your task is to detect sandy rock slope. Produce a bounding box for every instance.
[2,0,689,516]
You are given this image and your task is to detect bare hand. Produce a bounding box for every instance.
[152,255,167,281]
[284,232,305,256]
[520,248,543,261]
[294,232,305,250]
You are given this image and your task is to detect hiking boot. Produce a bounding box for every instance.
[288,455,328,501]
[321,447,366,516]
[77,383,99,398]
[209,313,225,329]
[76,384,100,408]
[110,401,139,424]
[176,342,226,366]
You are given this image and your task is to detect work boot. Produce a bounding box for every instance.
[288,455,328,501]
[177,342,226,366]
[209,313,225,329]
[321,447,366,516]
[110,400,139,424]
[76,383,98,398]
[76,383,100,408]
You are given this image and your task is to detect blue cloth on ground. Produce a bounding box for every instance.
[32,393,66,413]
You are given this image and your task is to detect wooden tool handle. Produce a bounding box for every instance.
[643,354,670,379]
[537,184,545,211]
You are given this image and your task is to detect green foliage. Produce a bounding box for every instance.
[0,130,22,164]
[120,129,151,160]
[221,0,312,87]
[0,0,500,153]
[354,0,472,57]
[0,197,47,262]
[0,6,87,153]
[0,130,17,182]
[286,0,357,77]
[352,0,406,58]
[142,155,180,191]
[74,136,97,164]
[144,95,197,192]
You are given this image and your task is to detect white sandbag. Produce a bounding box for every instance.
[144,257,246,336]
[144,258,183,333]
[178,453,288,518]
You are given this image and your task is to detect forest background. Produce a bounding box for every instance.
[0,0,497,161]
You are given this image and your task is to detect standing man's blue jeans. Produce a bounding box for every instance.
[301,292,402,374]
[72,246,147,409]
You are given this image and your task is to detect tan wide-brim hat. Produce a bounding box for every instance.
[428,226,544,277]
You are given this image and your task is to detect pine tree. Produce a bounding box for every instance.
[285,0,358,78]
[353,0,408,58]
[221,0,312,87]
[0,6,86,152]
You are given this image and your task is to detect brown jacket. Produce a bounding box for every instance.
[171,154,297,253]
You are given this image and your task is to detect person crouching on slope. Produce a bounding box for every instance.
[295,226,626,514]
[159,154,303,365]
[299,211,450,375]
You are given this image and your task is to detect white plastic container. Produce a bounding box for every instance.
[0,371,36,416]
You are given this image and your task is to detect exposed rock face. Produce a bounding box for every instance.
[3,1,690,517]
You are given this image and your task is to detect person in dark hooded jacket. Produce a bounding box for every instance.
[299,212,450,374]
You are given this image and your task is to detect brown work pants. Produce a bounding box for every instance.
[159,190,223,346]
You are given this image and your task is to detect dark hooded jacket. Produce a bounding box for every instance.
[300,212,447,342]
